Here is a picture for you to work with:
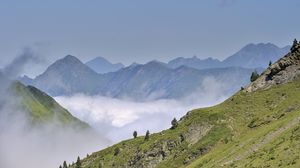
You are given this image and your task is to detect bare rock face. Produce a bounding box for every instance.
[126,124,212,168]
[184,123,213,145]
[246,40,300,92]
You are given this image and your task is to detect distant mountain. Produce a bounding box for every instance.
[86,57,124,74]
[222,43,290,68]
[28,55,102,96]
[167,43,290,70]
[68,41,300,168]
[168,56,221,69]
[22,56,258,100]
[99,61,257,100]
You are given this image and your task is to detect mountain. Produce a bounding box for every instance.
[168,43,290,70]
[168,56,221,69]
[27,55,102,96]
[222,43,290,68]
[86,56,124,74]
[0,77,110,168]
[10,81,90,128]
[67,42,300,167]
[99,61,257,100]
[22,57,257,100]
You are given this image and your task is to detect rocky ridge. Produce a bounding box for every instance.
[246,39,300,92]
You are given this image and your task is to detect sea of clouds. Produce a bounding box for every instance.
[55,77,229,143]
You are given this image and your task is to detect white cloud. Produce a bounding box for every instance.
[55,76,230,142]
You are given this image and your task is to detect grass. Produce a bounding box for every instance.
[69,79,300,168]
[11,81,89,129]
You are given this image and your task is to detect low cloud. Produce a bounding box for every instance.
[55,77,230,142]
[0,57,110,168]
[4,47,46,78]
[0,89,111,168]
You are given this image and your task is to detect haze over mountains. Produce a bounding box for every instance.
[22,55,256,100]
[66,40,300,168]
[85,57,124,74]
[0,69,109,168]
[168,43,290,69]
[0,41,293,168]
[20,43,285,100]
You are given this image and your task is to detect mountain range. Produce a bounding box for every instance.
[19,43,286,100]
[21,55,259,100]
[66,40,300,168]
[85,56,124,74]
[168,43,290,70]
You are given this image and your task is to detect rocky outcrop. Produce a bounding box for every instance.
[128,139,182,168]
[184,123,213,145]
[246,39,300,92]
[126,124,213,168]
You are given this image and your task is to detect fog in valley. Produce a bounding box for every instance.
[55,76,230,143]
[0,49,238,168]
[0,52,110,168]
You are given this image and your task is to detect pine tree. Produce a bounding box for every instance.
[291,38,298,52]
[293,38,298,46]
[250,70,259,82]
[144,130,150,141]
[171,118,178,129]
[114,147,120,156]
[59,165,62,168]
[269,61,272,66]
[63,161,68,168]
[133,131,137,139]
[75,156,81,168]
[98,162,103,168]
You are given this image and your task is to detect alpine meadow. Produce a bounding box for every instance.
[0,1,299,168]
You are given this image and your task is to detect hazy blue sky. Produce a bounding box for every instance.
[0,0,299,67]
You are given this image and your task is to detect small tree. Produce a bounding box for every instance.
[59,165,62,168]
[171,118,178,129]
[114,147,120,156]
[250,70,259,82]
[133,131,137,139]
[144,130,150,141]
[291,38,298,51]
[98,162,103,168]
[75,156,81,168]
[63,161,68,168]
[269,61,272,66]
[293,38,298,46]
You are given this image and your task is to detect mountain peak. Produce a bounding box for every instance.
[243,42,279,51]
[145,60,168,68]
[88,56,110,64]
[86,56,124,74]
[246,40,300,92]
[222,42,290,68]
[62,55,81,62]
[47,55,88,71]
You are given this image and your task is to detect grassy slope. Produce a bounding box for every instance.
[11,81,89,129]
[72,78,300,168]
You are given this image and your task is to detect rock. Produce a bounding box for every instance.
[184,124,213,145]
[245,40,300,92]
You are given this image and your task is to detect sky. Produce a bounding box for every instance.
[0,0,299,68]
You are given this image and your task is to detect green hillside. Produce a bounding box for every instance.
[11,81,89,129]
[69,42,300,168]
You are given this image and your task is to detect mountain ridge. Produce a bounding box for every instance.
[86,56,124,74]
[10,81,90,128]
[168,43,290,70]
[22,55,257,100]
[67,41,300,168]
